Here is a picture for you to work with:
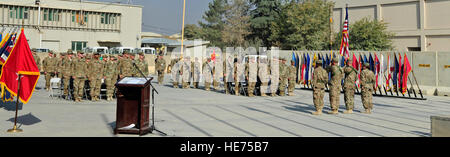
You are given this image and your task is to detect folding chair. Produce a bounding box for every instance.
[239,82,248,96]
[49,78,61,98]
[100,79,107,100]
[83,80,91,100]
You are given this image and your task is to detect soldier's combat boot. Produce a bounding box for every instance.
[249,94,255,97]
[343,109,353,114]
[271,93,277,97]
[328,109,338,114]
[261,93,267,97]
[363,109,371,114]
[288,93,295,96]
[312,109,322,115]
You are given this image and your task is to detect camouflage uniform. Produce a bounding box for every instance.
[155,55,166,84]
[32,51,41,72]
[270,58,280,96]
[182,57,192,88]
[104,56,119,101]
[234,58,245,96]
[246,58,257,97]
[61,51,74,97]
[327,58,344,114]
[288,60,297,96]
[42,52,57,90]
[192,58,201,88]
[169,57,181,88]
[258,59,269,96]
[223,57,234,94]
[312,60,328,115]
[73,52,87,102]
[89,53,104,101]
[56,53,65,79]
[343,60,358,113]
[278,59,288,96]
[213,57,223,91]
[135,53,149,77]
[361,63,375,114]
[119,52,134,78]
[202,59,213,91]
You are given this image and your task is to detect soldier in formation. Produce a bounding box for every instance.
[288,60,297,96]
[192,57,201,89]
[42,51,57,91]
[360,63,375,114]
[155,53,166,84]
[104,55,119,101]
[326,57,343,114]
[343,58,357,114]
[312,60,328,115]
[278,58,288,96]
[203,58,213,91]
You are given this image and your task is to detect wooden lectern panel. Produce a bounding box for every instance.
[114,77,153,135]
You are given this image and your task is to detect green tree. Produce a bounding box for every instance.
[222,0,252,47]
[269,0,334,50]
[184,24,203,40]
[199,0,227,48]
[249,0,282,47]
[333,17,395,51]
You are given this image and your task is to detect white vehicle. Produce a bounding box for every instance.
[136,47,156,55]
[110,47,135,54]
[34,48,51,53]
[83,47,109,54]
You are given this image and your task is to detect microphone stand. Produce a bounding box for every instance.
[133,62,166,136]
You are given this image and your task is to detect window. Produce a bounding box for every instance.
[84,12,88,23]
[71,41,87,51]
[101,13,105,24]
[72,11,75,22]
[24,8,29,19]
[9,6,28,19]
[44,9,48,21]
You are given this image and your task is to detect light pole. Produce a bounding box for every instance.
[36,0,42,48]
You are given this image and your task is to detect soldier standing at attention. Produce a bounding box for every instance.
[212,57,223,91]
[361,63,376,114]
[278,58,288,96]
[270,57,280,97]
[155,54,166,84]
[343,58,357,114]
[89,53,104,101]
[42,51,57,91]
[288,60,297,96]
[182,56,191,89]
[327,57,344,114]
[104,55,119,101]
[136,52,149,77]
[246,57,257,97]
[234,57,245,96]
[312,60,328,115]
[119,51,134,79]
[258,58,269,97]
[223,56,234,94]
[62,50,74,99]
[203,58,213,91]
[129,53,137,77]
[169,56,182,88]
[192,57,201,89]
[57,53,65,79]
[32,49,41,72]
[73,51,87,102]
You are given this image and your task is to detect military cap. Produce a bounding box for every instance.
[77,51,84,54]
[316,60,323,64]
[67,49,73,53]
[138,52,145,55]
[332,57,339,63]
[67,51,74,55]
[363,62,370,67]
[61,53,66,56]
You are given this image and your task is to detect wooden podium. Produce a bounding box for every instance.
[114,77,152,135]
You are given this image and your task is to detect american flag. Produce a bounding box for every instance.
[339,7,350,60]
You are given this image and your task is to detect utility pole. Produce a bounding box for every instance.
[180,0,186,57]
[36,0,42,48]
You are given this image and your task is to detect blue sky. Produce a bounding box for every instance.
[91,0,213,35]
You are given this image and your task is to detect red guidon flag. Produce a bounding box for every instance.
[0,28,40,104]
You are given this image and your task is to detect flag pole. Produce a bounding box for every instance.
[7,74,23,133]
[180,0,186,58]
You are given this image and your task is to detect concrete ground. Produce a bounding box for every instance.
[1,75,449,137]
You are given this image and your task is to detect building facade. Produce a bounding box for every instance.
[332,0,450,52]
[0,0,142,52]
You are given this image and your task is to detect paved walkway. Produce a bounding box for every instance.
[1,75,449,137]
